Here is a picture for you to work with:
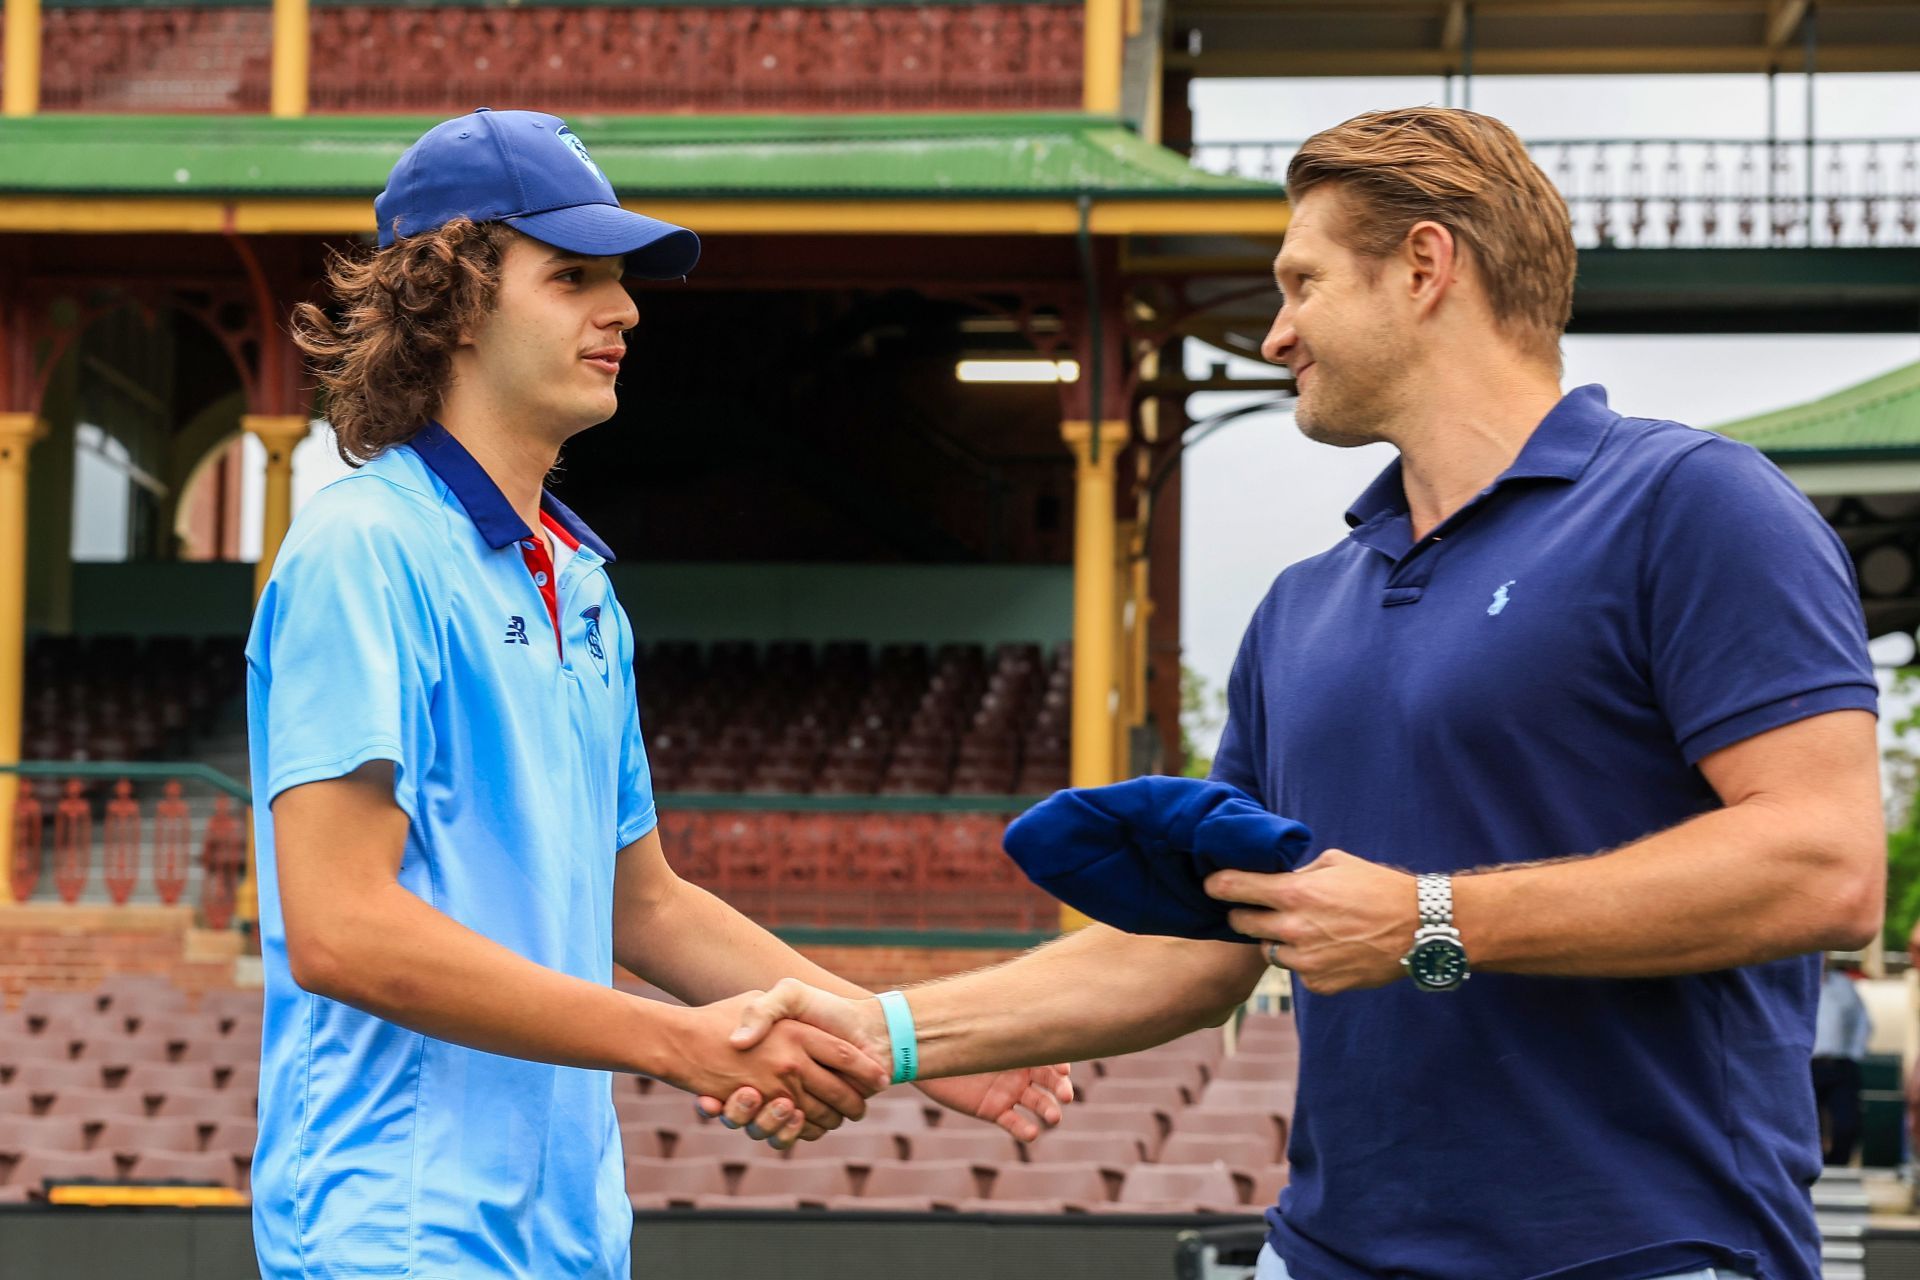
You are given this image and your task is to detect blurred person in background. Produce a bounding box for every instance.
[1811,954,1872,1166]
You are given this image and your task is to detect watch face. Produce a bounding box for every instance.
[1408,938,1469,991]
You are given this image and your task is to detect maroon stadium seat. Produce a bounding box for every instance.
[207,1118,257,1158]
[1214,1052,1299,1084]
[624,1155,728,1208]
[1249,1163,1291,1204]
[663,1126,785,1164]
[700,1160,852,1209]
[44,1086,150,1120]
[784,1129,904,1165]
[832,1159,980,1210]
[1,1036,77,1068]
[128,1149,241,1189]
[0,1148,119,1201]
[19,991,99,1028]
[1199,1079,1297,1114]
[123,1063,222,1100]
[0,1116,90,1155]
[1103,1163,1252,1214]
[1159,1132,1274,1172]
[1077,1079,1192,1111]
[94,1117,204,1158]
[1169,1109,1288,1162]
[8,1062,108,1097]
[903,1127,1023,1166]
[955,1162,1115,1214]
[1096,1054,1207,1097]
[1026,1103,1165,1159]
[1022,1131,1143,1168]
[154,1088,255,1121]
[78,1037,172,1069]
[856,1096,936,1131]
[0,1090,32,1117]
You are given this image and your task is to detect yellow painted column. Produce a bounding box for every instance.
[2,0,42,117]
[269,0,309,118]
[1082,0,1123,116]
[246,414,307,604]
[1060,420,1125,930]
[0,413,47,903]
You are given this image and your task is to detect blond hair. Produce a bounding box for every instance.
[1287,107,1574,367]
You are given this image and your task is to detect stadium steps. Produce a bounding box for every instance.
[1815,1166,1871,1280]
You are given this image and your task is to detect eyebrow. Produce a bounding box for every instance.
[542,251,615,270]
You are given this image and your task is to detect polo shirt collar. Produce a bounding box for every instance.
[407,420,617,562]
[1343,383,1616,529]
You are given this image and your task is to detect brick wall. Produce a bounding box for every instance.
[0,905,245,1010]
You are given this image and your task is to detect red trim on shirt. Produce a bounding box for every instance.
[517,533,562,658]
[540,510,582,552]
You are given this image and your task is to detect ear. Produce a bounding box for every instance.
[1401,219,1459,319]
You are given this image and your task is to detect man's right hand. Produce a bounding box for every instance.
[658,992,887,1147]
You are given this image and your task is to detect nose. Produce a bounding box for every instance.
[606,283,639,335]
[1260,305,1296,368]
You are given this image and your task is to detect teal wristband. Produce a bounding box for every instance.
[875,990,918,1085]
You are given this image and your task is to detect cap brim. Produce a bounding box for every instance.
[505,204,701,279]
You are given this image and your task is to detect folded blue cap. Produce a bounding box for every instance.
[1003,776,1312,943]
[375,108,700,279]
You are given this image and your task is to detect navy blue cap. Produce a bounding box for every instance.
[1002,776,1313,943]
[374,108,700,279]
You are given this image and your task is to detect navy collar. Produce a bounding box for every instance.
[1344,384,1615,529]
[407,421,617,562]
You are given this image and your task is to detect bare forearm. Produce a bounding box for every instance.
[616,878,873,1004]
[1456,799,1882,977]
[303,882,680,1078]
[903,925,1263,1078]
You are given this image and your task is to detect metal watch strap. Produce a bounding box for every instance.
[1415,873,1453,928]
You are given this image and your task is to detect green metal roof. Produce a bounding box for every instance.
[0,113,1280,199]
[1713,360,1920,460]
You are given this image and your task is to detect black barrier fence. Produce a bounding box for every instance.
[0,1206,1263,1280]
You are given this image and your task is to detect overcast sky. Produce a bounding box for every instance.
[1179,73,1920,747]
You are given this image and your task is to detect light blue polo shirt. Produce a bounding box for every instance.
[244,422,656,1279]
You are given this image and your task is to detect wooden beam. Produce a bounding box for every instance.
[1441,0,1467,51]
[1170,43,1920,75]
[1765,0,1811,49]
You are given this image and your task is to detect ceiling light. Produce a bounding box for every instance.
[955,359,1080,384]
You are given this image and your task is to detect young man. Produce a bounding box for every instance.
[718,107,1886,1280]
[252,109,1068,1279]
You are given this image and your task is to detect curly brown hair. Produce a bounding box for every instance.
[291,217,518,465]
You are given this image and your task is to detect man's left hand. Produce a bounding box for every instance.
[1205,849,1417,994]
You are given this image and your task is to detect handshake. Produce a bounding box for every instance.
[648,981,1073,1150]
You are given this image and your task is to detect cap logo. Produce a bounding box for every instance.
[555,127,607,187]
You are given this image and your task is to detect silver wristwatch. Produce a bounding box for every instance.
[1400,873,1470,992]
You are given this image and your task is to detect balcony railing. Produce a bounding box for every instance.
[1185,137,1920,250]
[5,764,1059,942]
[5,762,250,929]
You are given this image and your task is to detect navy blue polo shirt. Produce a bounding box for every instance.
[1211,385,1876,1280]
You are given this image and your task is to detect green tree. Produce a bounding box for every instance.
[1884,669,1920,950]
[1180,663,1227,780]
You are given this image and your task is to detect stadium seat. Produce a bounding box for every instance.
[1249,1163,1291,1204]
[8,1062,108,1098]
[1168,1109,1288,1163]
[1026,1103,1166,1159]
[198,991,265,1025]
[129,1150,241,1189]
[956,1162,1114,1214]
[123,1063,221,1100]
[0,1091,32,1117]
[45,1086,150,1119]
[903,1127,1023,1165]
[663,1126,786,1164]
[93,1117,204,1158]
[784,1129,904,1165]
[0,1116,90,1155]
[617,1127,663,1160]
[1096,1054,1207,1097]
[1077,1079,1192,1111]
[615,1094,712,1132]
[832,1159,980,1210]
[1199,1081,1296,1114]
[1159,1132,1274,1172]
[206,1119,257,1158]
[1214,1052,1299,1083]
[1021,1131,1143,1168]
[177,1035,258,1066]
[857,1096,936,1130]
[625,1155,729,1208]
[701,1160,852,1209]
[154,1088,255,1121]
[1,1036,77,1067]
[1102,1163,1253,1214]
[78,1037,172,1069]
[0,1148,119,1202]
[19,991,97,1029]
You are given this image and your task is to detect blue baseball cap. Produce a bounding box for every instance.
[374,108,700,279]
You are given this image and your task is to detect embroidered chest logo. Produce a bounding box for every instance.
[504,615,530,645]
[1486,581,1517,617]
[581,605,610,683]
